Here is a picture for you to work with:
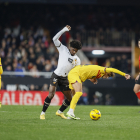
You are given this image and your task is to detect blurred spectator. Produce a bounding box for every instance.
[29,84,35,90]
[0,48,5,58]
[35,85,39,90]
[104,59,110,67]
[14,64,24,77]
[41,84,49,91]
[43,64,53,72]
[127,59,131,74]
[121,54,128,73]
[90,58,98,65]
[5,65,12,71]
[30,65,39,78]
[105,94,115,105]
[14,84,21,91]
[116,56,121,70]
[1,81,6,90]
[28,62,34,70]
[91,91,103,105]
[110,57,116,68]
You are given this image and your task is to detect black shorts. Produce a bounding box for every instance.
[136,75,140,84]
[50,72,70,92]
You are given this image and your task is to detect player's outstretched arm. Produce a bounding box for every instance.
[53,25,71,47]
[106,68,125,76]
[106,67,130,79]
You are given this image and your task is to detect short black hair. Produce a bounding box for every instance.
[138,39,140,42]
[70,40,82,50]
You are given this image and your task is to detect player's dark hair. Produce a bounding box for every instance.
[70,40,82,50]
[138,39,140,42]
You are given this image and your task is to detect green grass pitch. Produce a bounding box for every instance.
[0,105,140,140]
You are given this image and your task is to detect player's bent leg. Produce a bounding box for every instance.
[63,90,72,102]
[66,82,82,120]
[56,99,70,119]
[40,85,56,120]
[56,90,72,119]
[133,84,140,99]
[56,110,67,119]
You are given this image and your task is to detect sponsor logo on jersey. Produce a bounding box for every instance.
[68,58,73,63]
[72,58,77,65]
[53,78,58,84]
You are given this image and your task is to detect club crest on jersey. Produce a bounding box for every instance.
[72,58,77,65]
[53,78,57,84]
[68,58,73,63]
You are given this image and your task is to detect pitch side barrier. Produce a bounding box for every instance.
[1,72,137,105]
[0,90,64,106]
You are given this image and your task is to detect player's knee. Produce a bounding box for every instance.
[67,97,72,102]
[48,91,55,99]
[75,89,82,93]
[77,92,83,96]
[133,87,139,94]
[48,90,55,99]
[48,86,56,99]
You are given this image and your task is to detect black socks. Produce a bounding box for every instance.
[59,99,70,112]
[42,97,51,112]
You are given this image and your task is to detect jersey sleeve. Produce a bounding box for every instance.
[106,68,125,76]
[56,43,67,52]
[53,27,69,50]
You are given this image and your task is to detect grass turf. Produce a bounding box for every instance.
[0,105,140,140]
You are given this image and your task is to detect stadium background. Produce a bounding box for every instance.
[1,0,140,106]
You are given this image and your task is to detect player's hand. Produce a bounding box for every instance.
[125,74,131,80]
[66,25,71,31]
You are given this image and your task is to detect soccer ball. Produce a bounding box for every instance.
[89,109,101,120]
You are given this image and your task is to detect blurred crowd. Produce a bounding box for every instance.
[0,26,59,73]
[0,4,140,44]
[90,54,131,74]
[0,25,131,74]
[0,4,135,74]
[0,4,140,33]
